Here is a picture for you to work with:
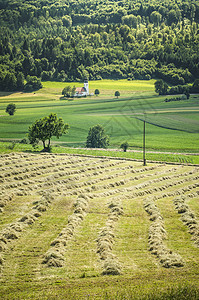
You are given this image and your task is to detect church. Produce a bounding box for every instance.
[74,79,89,97]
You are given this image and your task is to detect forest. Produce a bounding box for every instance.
[0,0,199,92]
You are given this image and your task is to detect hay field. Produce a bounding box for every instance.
[0,153,199,299]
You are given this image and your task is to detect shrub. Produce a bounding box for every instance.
[6,103,16,116]
[94,89,100,96]
[86,124,109,148]
[120,141,129,152]
[115,91,120,98]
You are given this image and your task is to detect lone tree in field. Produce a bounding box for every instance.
[6,103,16,116]
[94,89,100,96]
[115,91,120,98]
[86,124,109,148]
[28,113,69,151]
[120,141,129,152]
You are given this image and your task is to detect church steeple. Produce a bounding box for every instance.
[84,78,89,95]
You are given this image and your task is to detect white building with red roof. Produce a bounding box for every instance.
[74,79,89,97]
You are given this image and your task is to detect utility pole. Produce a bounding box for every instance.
[143,120,146,166]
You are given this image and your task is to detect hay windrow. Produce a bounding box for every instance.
[0,193,53,267]
[173,196,199,247]
[144,197,184,268]
[96,200,123,275]
[42,194,89,267]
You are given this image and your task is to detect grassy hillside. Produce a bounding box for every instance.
[0,80,198,153]
[0,153,199,299]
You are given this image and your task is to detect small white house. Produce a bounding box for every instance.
[74,79,89,97]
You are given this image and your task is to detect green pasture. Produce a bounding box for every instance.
[41,79,156,96]
[0,80,199,154]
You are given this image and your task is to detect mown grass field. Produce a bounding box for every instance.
[0,79,198,157]
[0,152,199,299]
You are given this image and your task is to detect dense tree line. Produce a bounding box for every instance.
[0,0,199,91]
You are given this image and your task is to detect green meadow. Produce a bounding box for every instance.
[0,79,198,156]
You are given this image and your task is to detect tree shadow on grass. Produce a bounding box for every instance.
[0,92,16,97]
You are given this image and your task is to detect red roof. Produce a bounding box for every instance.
[76,87,86,93]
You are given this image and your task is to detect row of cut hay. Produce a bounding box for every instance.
[74,170,198,203]
[0,160,129,199]
[0,194,14,213]
[1,154,161,197]
[144,197,184,268]
[123,174,199,198]
[173,196,199,247]
[0,157,95,180]
[96,200,123,275]
[0,157,124,194]
[1,166,198,216]
[0,152,99,175]
[85,166,189,200]
[0,193,54,268]
[89,164,176,188]
[1,155,196,208]
[42,194,89,268]
[99,168,199,194]
[0,152,35,165]
[90,181,199,213]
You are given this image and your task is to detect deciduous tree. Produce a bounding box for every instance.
[28,113,69,151]
[94,89,100,96]
[6,103,16,116]
[120,141,129,152]
[115,91,120,98]
[86,124,109,148]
